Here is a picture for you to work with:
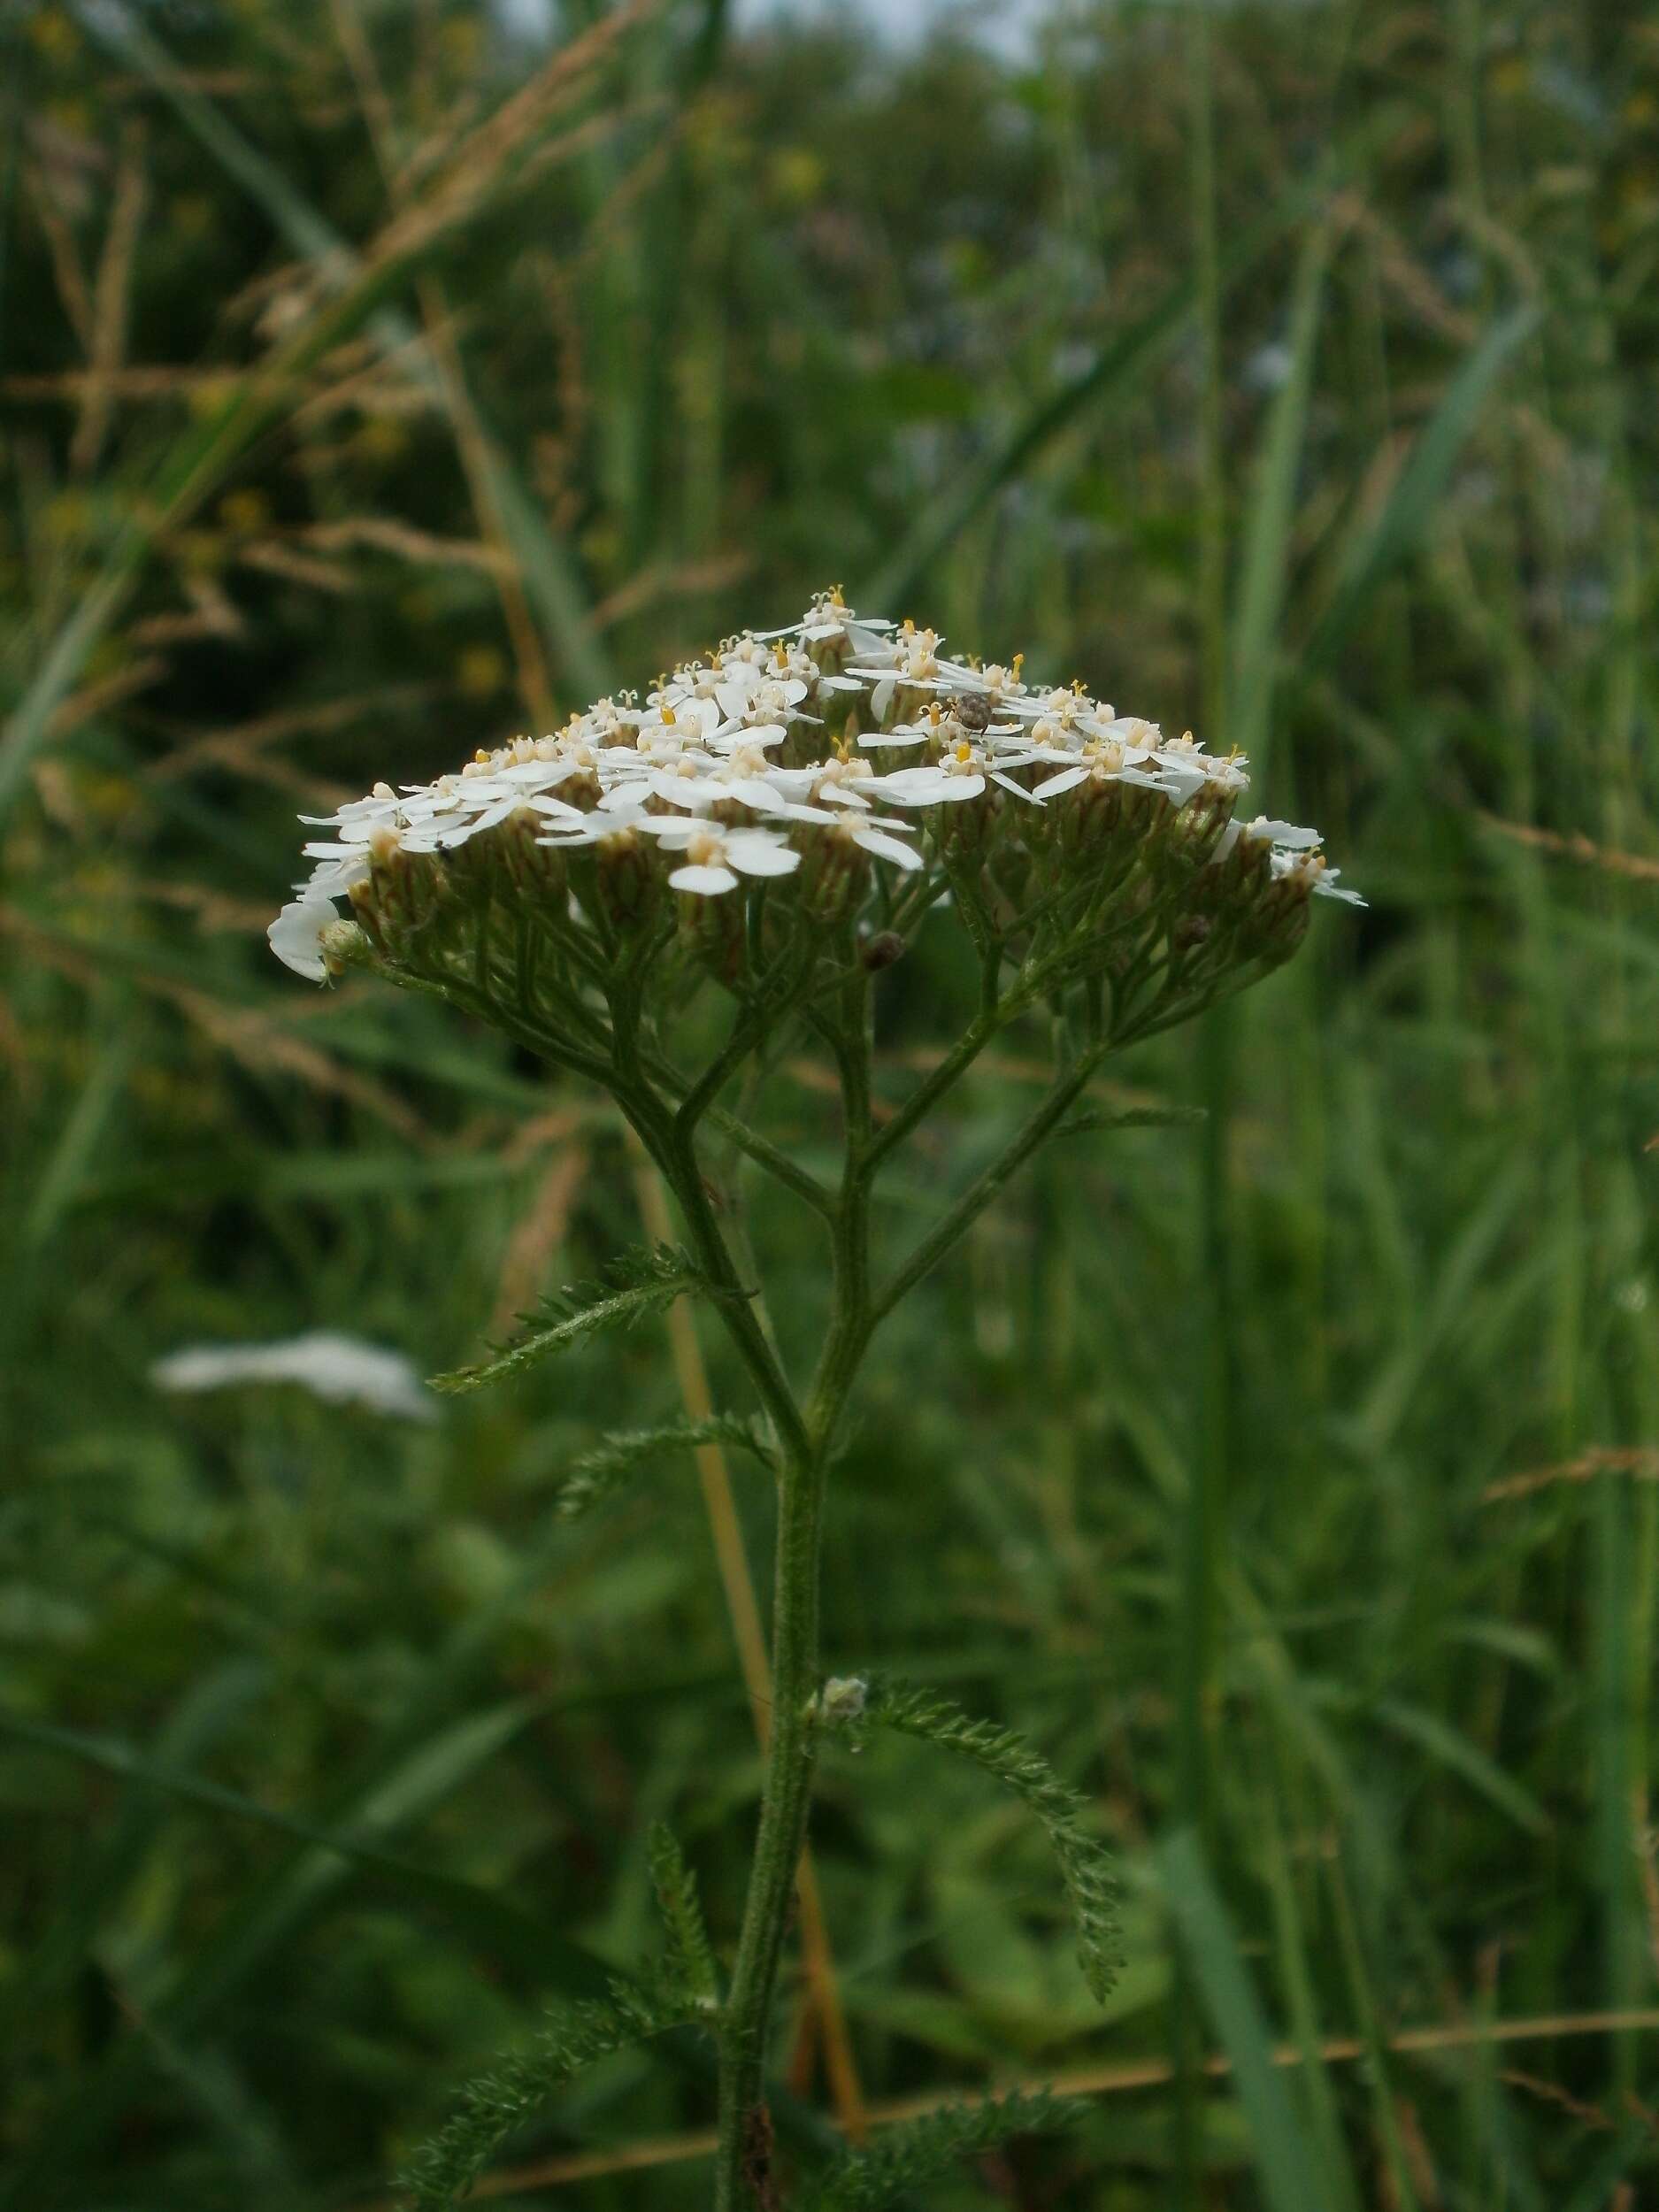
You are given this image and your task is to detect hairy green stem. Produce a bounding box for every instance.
[681,986,875,2211]
[712,1426,829,2210]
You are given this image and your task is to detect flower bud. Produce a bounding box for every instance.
[362,829,449,960]
[677,879,745,984]
[319,918,369,975]
[793,821,871,924]
[859,927,906,972]
[586,825,661,933]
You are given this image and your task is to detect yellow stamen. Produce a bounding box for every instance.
[955,740,972,763]
[1012,653,1024,677]
[661,703,677,726]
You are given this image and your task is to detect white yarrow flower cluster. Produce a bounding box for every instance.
[153,1333,435,1421]
[269,589,1359,996]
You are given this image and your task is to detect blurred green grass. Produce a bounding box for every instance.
[4,0,1659,2204]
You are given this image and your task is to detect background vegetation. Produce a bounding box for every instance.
[4,0,1659,2204]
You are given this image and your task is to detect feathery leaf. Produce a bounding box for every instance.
[397,1972,699,2210]
[802,2090,1087,2209]
[558,1415,772,1518]
[826,1681,1120,2004]
[647,1823,721,2011]
[429,1246,734,1394]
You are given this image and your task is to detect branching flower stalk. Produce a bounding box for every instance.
[271,588,1359,2208]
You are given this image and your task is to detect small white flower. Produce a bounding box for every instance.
[153,1333,435,1420]
[1031,733,1172,801]
[1284,854,1366,905]
[269,894,345,980]
[642,821,802,896]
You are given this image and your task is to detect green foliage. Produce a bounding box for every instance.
[802,2090,1088,2209]
[398,1970,702,2212]
[558,1415,773,1518]
[829,1682,1121,2005]
[647,1822,721,2010]
[429,1246,727,1394]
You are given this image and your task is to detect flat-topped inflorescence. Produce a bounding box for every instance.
[269,588,1358,1047]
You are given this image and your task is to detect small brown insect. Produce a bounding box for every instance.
[952,690,993,732]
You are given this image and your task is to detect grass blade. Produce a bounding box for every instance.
[1304,303,1540,670]
[1157,1829,1325,2212]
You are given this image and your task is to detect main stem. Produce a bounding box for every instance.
[625,1064,859,2209]
[650,969,1092,2207]
[714,1427,830,2208]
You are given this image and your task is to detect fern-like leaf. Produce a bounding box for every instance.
[647,1822,721,2009]
[557,1415,772,1518]
[397,1972,698,2210]
[803,2089,1087,2209]
[826,1680,1120,2003]
[430,1245,736,1394]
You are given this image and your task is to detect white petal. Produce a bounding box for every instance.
[1248,816,1322,849]
[1157,759,1210,805]
[989,770,1041,805]
[1313,872,1366,905]
[879,767,984,805]
[726,833,801,879]
[304,853,371,895]
[726,775,795,810]
[268,895,338,981]
[714,722,787,752]
[756,798,837,823]
[1032,765,1090,799]
[670,862,739,895]
[850,826,924,869]
[715,678,758,721]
